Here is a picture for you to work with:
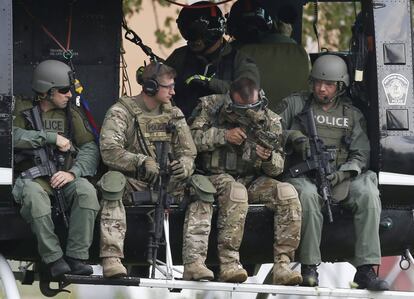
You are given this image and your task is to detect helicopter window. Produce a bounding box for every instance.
[386,109,409,131]
[302,1,362,53]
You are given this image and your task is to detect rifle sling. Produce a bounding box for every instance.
[20,165,50,179]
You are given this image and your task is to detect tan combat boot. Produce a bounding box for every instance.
[219,262,248,283]
[102,257,127,278]
[183,261,214,281]
[273,255,302,285]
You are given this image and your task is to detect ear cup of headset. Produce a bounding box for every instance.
[143,78,159,96]
[142,62,162,96]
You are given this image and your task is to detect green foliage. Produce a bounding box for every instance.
[123,1,362,52]
[303,2,361,51]
[123,0,143,16]
[155,16,181,48]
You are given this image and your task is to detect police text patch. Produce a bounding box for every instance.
[147,123,167,132]
[43,119,65,133]
[315,115,349,128]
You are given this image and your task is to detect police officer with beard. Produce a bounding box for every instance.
[278,54,389,291]
[165,1,260,119]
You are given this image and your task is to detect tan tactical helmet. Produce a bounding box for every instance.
[310,54,350,87]
[32,60,72,93]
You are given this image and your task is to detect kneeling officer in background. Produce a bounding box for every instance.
[13,60,100,278]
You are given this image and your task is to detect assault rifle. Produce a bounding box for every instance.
[147,140,173,278]
[21,105,69,228]
[226,108,280,160]
[288,108,335,223]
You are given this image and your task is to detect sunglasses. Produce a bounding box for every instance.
[159,82,175,90]
[57,86,71,94]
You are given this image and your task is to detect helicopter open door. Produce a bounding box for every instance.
[0,0,13,194]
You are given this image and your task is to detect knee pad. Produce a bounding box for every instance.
[277,183,299,202]
[229,182,248,203]
[98,171,126,201]
[276,183,301,221]
[188,174,216,203]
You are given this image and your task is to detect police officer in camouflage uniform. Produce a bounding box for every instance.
[190,77,303,285]
[279,54,389,291]
[98,62,214,279]
[13,60,100,278]
[165,1,260,119]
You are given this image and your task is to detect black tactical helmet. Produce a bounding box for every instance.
[177,1,225,47]
[227,0,273,40]
[32,60,72,93]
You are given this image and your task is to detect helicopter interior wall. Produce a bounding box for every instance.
[12,0,122,125]
[372,0,414,205]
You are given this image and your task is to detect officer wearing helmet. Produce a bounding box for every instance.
[228,1,296,45]
[12,60,100,278]
[278,54,389,291]
[165,1,260,119]
[227,0,309,112]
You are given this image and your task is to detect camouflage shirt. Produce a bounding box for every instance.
[190,93,284,177]
[100,95,196,182]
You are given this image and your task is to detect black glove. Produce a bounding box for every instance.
[289,130,310,161]
[170,160,187,181]
[143,157,159,185]
[185,74,211,89]
[327,171,351,187]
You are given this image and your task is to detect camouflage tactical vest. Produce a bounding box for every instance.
[118,97,174,160]
[198,97,267,176]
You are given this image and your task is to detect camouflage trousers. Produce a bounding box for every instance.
[99,172,185,258]
[182,173,248,265]
[244,176,302,261]
[99,173,147,258]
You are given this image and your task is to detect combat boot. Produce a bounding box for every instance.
[65,256,93,276]
[353,265,389,291]
[47,258,71,279]
[218,262,248,283]
[300,264,319,287]
[102,257,127,278]
[273,255,302,285]
[183,261,214,281]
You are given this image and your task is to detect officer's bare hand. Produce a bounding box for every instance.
[225,127,247,145]
[143,157,159,185]
[256,144,272,160]
[56,134,71,152]
[50,171,75,189]
[170,160,187,181]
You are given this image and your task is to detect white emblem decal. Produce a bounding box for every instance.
[382,73,409,105]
